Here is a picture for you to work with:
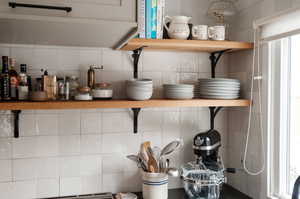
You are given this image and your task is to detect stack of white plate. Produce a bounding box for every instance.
[164,84,194,99]
[126,79,153,100]
[197,78,240,99]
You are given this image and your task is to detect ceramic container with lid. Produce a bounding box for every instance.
[92,82,113,100]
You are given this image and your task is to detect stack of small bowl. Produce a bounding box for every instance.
[197,78,241,99]
[126,79,153,100]
[163,84,194,99]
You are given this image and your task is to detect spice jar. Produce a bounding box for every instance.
[75,87,92,101]
[92,82,113,100]
[68,76,79,99]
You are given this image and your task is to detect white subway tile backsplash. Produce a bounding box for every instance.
[80,155,101,176]
[0,138,12,159]
[59,156,81,177]
[58,112,81,135]
[20,114,36,137]
[36,114,58,136]
[80,135,102,155]
[13,159,37,181]
[59,135,81,156]
[60,177,82,196]
[102,112,132,133]
[0,42,231,197]
[36,178,59,198]
[0,160,12,182]
[81,112,101,134]
[13,137,37,158]
[81,175,102,195]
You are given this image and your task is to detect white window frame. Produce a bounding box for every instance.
[267,37,294,199]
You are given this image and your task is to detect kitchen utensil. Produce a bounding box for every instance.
[147,150,159,173]
[164,16,191,40]
[127,155,148,171]
[166,168,179,177]
[160,140,183,157]
[192,25,208,40]
[208,25,226,40]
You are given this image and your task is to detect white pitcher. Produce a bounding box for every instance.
[164,16,191,40]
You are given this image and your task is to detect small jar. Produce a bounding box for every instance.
[69,76,79,99]
[75,87,92,101]
[92,82,113,100]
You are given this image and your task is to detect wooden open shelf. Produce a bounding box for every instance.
[0,99,251,110]
[120,38,254,52]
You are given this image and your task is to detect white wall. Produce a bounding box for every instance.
[227,0,300,198]
[0,44,229,198]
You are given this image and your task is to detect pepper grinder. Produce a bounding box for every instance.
[87,65,104,89]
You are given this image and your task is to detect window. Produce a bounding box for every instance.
[268,34,300,199]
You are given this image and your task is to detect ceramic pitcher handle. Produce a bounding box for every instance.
[163,16,172,32]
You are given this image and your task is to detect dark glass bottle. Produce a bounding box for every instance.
[18,64,29,100]
[9,58,18,100]
[1,56,10,100]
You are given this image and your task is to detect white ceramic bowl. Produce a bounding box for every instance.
[92,89,113,99]
[126,89,153,101]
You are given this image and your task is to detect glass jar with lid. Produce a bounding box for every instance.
[68,76,79,100]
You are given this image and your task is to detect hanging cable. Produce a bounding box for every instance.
[243,28,266,176]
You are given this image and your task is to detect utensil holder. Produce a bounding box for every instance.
[142,172,168,199]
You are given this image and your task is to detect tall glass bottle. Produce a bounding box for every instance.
[1,56,10,100]
[18,64,29,100]
[9,58,18,100]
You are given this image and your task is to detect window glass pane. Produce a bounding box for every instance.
[289,34,300,194]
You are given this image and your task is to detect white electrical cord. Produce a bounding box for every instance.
[242,28,266,176]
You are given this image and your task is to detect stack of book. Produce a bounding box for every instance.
[138,0,166,39]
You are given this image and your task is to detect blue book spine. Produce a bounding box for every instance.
[146,0,152,39]
[151,0,157,39]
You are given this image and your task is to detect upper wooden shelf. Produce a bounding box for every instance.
[120,38,254,52]
[0,99,250,110]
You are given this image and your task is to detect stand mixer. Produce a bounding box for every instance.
[181,128,226,199]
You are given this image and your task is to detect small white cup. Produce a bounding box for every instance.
[208,25,226,41]
[192,25,208,40]
[142,172,168,199]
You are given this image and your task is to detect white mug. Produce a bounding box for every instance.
[208,25,226,41]
[192,25,208,40]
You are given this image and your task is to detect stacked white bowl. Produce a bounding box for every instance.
[126,79,153,100]
[197,78,241,99]
[163,84,194,99]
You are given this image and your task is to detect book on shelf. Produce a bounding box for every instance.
[138,0,146,38]
[157,0,165,39]
[138,0,165,39]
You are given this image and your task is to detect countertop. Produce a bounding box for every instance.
[134,184,252,199]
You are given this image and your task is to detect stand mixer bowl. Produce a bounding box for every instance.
[181,161,226,199]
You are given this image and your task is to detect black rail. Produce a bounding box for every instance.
[9,2,72,13]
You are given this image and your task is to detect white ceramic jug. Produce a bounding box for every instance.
[164,16,191,40]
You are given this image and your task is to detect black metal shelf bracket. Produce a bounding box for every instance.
[209,49,231,78]
[9,2,72,12]
[209,107,222,130]
[12,110,21,138]
[132,108,141,134]
[132,47,144,79]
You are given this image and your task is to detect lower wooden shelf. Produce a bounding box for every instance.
[0,99,251,110]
